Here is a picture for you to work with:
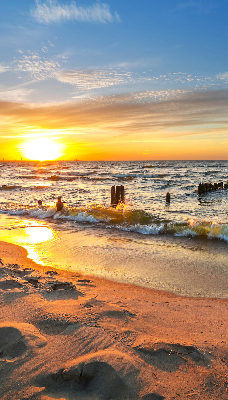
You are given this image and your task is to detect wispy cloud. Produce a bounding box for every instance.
[58,69,224,94]
[217,72,228,80]
[177,1,203,9]
[0,88,227,138]
[0,88,33,102]
[57,68,132,90]
[176,1,217,12]
[0,64,9,74]
[31,0,120,24]
[14,52,60,81]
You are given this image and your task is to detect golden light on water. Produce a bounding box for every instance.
[24,225,55,265]
[23,246,45,265]
[0,220,56,265]
[23,226,55,264]
[22,137,64,161]
[24,226,54,244]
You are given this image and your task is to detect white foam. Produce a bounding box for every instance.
[9,210,28,216]
[116,223,165,235]
[174,229,198,237]
[29,207,56,219]
[54,211,99,223]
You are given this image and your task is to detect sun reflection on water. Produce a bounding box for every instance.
[23,226,55,264]
[24,226,54,244]
[0,218,57,265]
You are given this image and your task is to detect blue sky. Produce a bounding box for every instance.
[1,0,228,160]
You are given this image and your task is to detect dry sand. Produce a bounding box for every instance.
[0,240,228,399]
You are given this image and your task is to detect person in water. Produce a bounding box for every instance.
[56,196,64,211]
[38,199,47,210]
[38,200,43,209]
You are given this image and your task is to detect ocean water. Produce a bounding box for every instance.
[0,160,228,298]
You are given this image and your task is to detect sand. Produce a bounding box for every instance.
[0,240,228,399]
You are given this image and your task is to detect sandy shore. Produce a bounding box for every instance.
[0,240,228,399]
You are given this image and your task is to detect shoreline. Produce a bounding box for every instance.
[0,239,227,302]
[1,240,228,399]
[1,212,228,299]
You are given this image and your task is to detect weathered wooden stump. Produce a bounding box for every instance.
[111,186,116,205]
[111,185,125,206]
[198,181,227,194]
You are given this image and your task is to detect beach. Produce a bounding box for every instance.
[0,240,228,399]
[1,0,228,394]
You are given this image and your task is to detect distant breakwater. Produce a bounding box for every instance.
[198,181,228,195]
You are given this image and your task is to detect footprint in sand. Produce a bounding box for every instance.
[100,309,136,319]
[35,350,138,399]
[0,322,47,361]
[42,281,84,301]
[134,342,211,372]
[35,315,81,335]
[142,394,165,400]
[0,279,24,290]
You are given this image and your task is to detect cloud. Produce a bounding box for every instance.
[57,68,133,90]
[57,68,223,94]
[217,72,228,80]
[176,1,217,12]
[0,64,9,74]
[177,1,203,9]
[0,88,228,139]
[14,52,60,81]
[31,0,120,24]
[0,88,33,102]
[58,67,228,95]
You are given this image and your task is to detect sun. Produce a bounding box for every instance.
[22,138,64,161]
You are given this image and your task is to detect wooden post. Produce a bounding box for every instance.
[218,182,223,189]
[116,186,121,204]
[111,185,125,206]
[198,181,226,194]
[120,185,125,202]
[111,186,116,205]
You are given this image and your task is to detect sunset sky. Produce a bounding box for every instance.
[1,0,228,160]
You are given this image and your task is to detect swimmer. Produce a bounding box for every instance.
[56,196,64,211]
[37,199,47,210]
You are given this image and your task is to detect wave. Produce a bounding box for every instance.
[46,174,137,182]
[204,170,220,175]
[0,185,21,190]
[1,204,228,243]
[114,219,228,242]
[18,175,40,180]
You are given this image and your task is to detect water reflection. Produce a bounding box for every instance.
[23,226,55,264]
[24,226,54,244]
[23,245,44,265]
[198,194,223,206]
[0,216,57,265]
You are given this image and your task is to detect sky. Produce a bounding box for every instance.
[1,0,228,161]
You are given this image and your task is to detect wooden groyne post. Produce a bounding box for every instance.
[198,181,228,195]
[111,185,125,206]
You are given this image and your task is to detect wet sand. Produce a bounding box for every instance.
[0,240,228,399]
[1,213,228,299]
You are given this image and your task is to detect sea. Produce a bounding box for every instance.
[0,160,228,298]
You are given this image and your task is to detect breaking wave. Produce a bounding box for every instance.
[1,204,228,243]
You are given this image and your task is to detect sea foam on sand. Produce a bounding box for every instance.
[0,240,228,399]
